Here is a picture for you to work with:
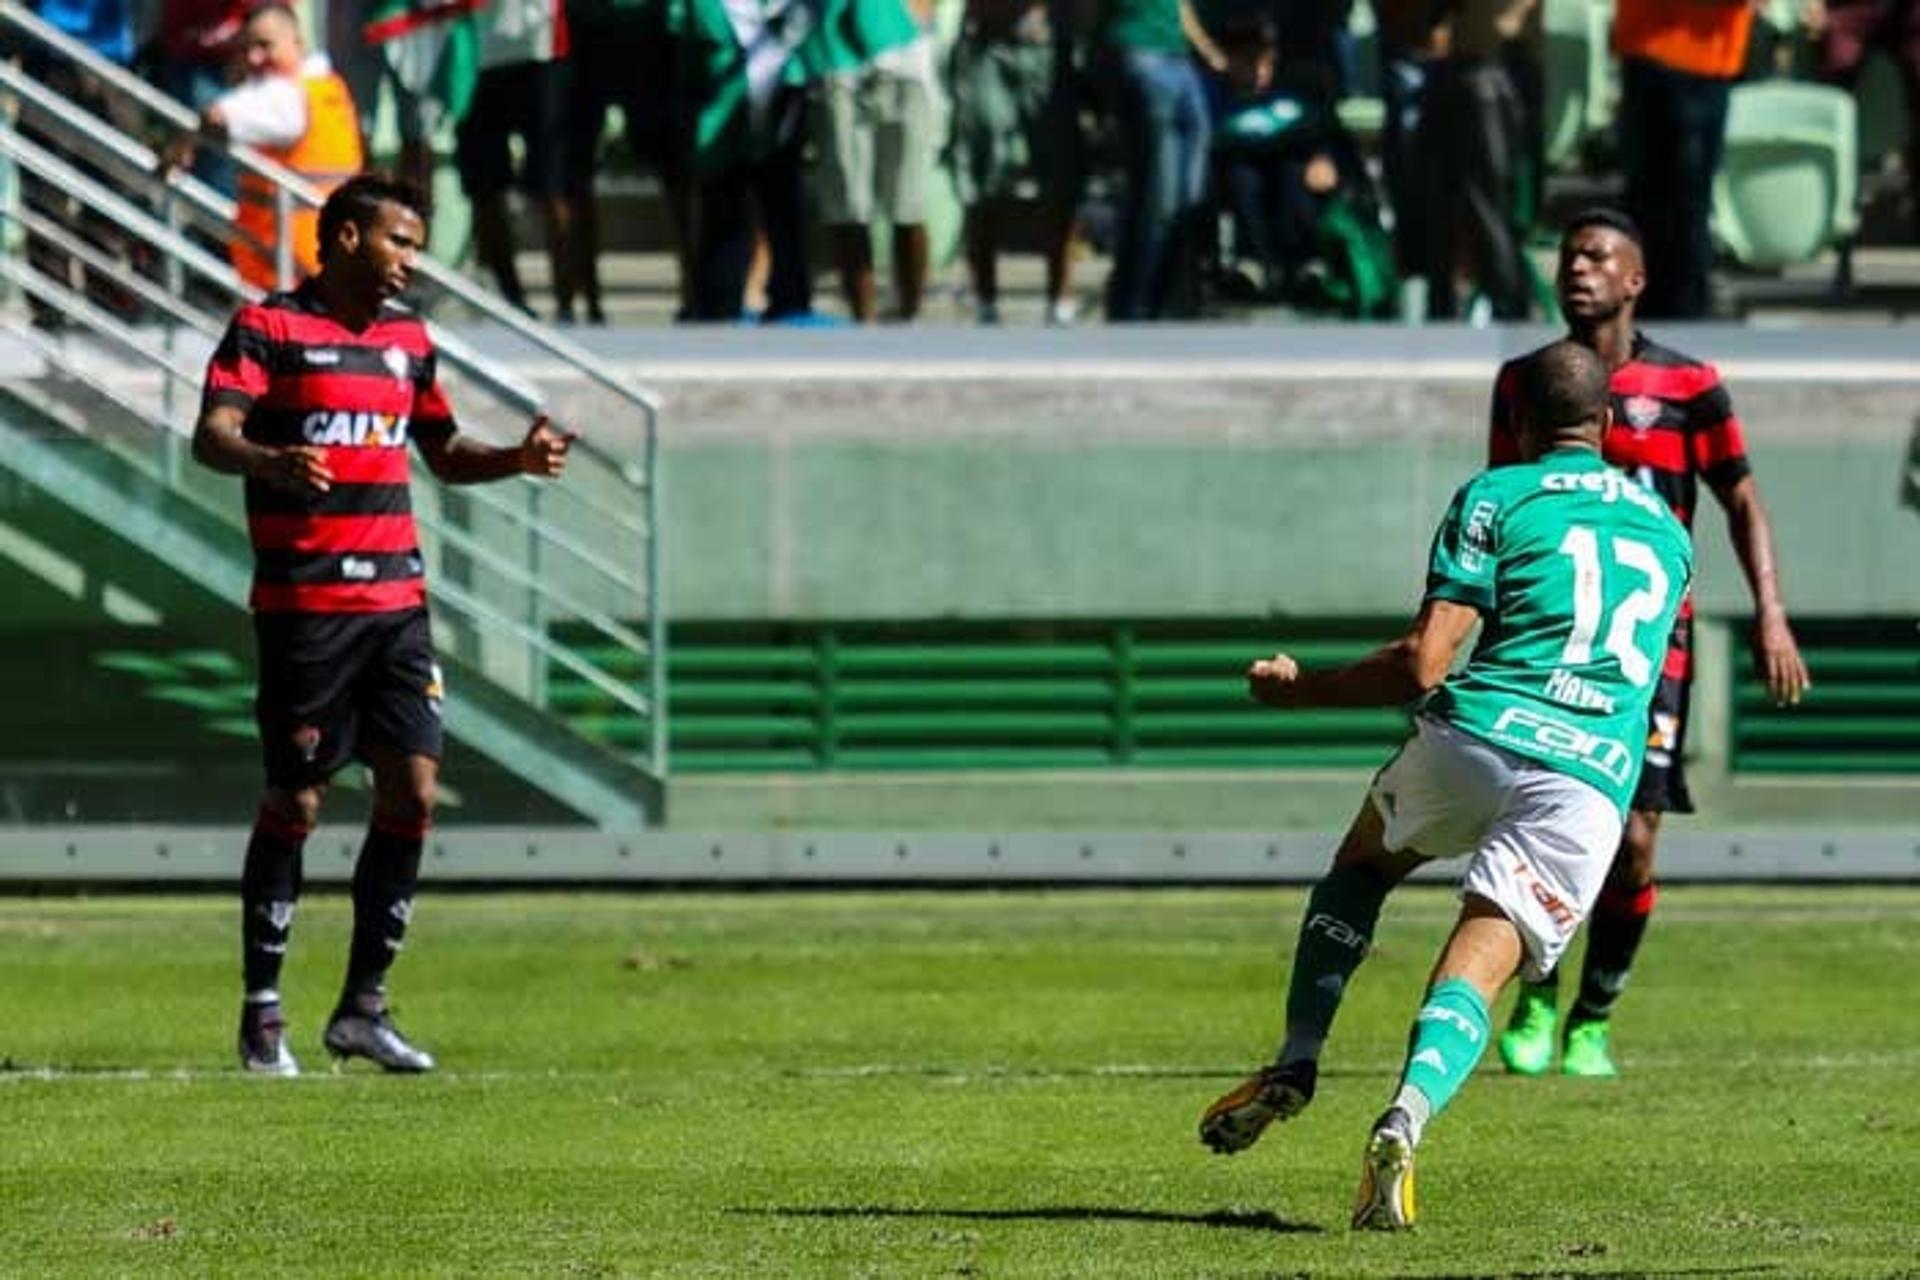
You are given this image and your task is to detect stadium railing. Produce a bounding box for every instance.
[0,0,668,826]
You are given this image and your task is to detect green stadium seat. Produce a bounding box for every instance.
[1711,81,1859,269]
[1542,0,1613,171]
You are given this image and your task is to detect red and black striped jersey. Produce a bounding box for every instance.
[202,283,457,614]
[1488,332,1750,529]
[1488,332,1751,681]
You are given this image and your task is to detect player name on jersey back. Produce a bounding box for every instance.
[1422,450,1694,815]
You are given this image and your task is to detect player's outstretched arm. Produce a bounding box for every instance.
[420,414,578,485]
[192,402,332,494]
[1710,473,1810,706]
[1248,599,1480,710]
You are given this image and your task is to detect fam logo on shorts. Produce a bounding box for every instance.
[425,661,445,713]
[292,724,322,763]
[1621,394,1662,430]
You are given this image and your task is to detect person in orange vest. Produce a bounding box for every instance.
[168,2,366,290]
[1611,0,1756,319]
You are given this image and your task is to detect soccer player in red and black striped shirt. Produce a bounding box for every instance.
[1485,209,1810,1078]
[194,174,576,1077]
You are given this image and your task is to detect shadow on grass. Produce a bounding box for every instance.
[735,1205,1323,1234]
[778,1065,1383,1082]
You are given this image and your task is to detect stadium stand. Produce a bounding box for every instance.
[1712,80,1859,269]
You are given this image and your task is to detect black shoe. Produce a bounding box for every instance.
[1198,1058,1317,1154]
[238,1001,300,1077]
[323,1006,436,1073]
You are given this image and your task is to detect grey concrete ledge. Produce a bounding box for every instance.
[1,827,1915,884]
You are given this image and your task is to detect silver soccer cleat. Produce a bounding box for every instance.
[238,1003,301,1077]
[323,1008,436,1074]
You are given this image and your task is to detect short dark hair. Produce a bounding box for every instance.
[316,173,428,264]
[1515,340,1610,438]
[1561,207,1643,252]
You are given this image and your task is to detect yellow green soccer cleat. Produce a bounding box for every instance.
[1198,1059,1316,1155]
[1496,988,1558,1077]
[1560,1018,1619,1077]
[1351,1108,1417,1231]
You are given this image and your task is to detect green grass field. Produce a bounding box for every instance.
[2,885,1916,1276]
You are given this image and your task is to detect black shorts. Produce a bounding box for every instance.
[254,608,444,789]
[455,61,572,200]
[566,9,687,193]
[1631,669,1693,815]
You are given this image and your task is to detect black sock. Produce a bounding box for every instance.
[341,817,426,1011]
[1572,883,1657,1024]
[241,806,309,996]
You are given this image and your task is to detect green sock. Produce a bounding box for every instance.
[1279,864,1388,1064]
[1395,977,1492,1136]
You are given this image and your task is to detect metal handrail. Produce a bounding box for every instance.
[423,578,654,721]
[0,206,223,338]
[0,0,668,781]
[415,460,651,594]
[0,260,206,394]
[413,507,654,659]
[0,127,244,292]
[0,59,240,235]
[2,124,651,567]
[0,2,662,461]
[0,314,196,445]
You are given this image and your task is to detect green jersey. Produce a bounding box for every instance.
[1422,448,1694,815]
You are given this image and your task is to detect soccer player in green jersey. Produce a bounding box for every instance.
[1196,341,1693,1230]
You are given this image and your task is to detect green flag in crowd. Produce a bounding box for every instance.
[361,0,483,125]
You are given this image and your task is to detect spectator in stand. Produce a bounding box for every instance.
[1371,0,1449,315]
[683,0,818,322]
[1425,0,1540,321]
[567,0,694,323]
[455,0,575,319]
[803,0,941,323]
[1612,0,1755,319]
[1199,8,1367,304]
[21,0,139,325]
[1096,0,1211,319]
[1805,0,1920,241]
[946,0,1086,325]
[148,0,251,195]
[326,0,433,198]
[165,3,366,291]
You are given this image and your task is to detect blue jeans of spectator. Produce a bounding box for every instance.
[1618,55,1731,319]
[1105,49,1210,320]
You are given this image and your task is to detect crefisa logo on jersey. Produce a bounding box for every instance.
[1622,394,1662,430]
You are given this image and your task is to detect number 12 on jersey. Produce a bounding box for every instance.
[1557,526,1671,687]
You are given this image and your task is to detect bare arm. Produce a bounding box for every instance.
[1710,472,1810,705]
[1248,599,1483,710]
[1179,0,1228,72]
[192,401,333,493]
[417,414,576,486]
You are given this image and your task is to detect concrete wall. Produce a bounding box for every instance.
[652,376,1920,622]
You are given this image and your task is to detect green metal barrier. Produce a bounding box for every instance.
[1732,619,1920,773]
[554,619,1411,772]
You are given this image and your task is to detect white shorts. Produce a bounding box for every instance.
[1370,717,1624,982]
